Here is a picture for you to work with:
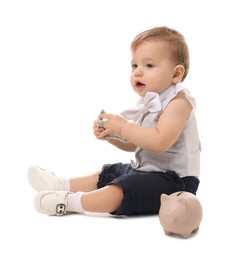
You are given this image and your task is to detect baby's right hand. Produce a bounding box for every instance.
[93,119,105,140]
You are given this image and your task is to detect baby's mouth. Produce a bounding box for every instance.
[135,81,145,88]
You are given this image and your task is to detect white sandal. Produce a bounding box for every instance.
[28,165,64,191]
[34,191,71,216]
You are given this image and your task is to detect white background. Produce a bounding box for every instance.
[0,0,228,259]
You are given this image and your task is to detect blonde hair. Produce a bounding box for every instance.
[131,26,190,81]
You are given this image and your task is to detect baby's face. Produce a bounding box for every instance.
[130,40,178,97]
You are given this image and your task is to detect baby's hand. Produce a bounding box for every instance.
[98,113,128,138]
[93,119,105,140]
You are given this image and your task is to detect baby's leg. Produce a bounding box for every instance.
[28,165,100,192]
[70,172,100,192]
[81,185,123,213]
[34,184,123,215]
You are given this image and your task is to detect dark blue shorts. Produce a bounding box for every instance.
[97,162,200,216]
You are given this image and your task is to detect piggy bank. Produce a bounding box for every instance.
[159,191,203,238]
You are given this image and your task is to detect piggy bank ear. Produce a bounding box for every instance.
[161,193,169,204]
[179,198,188,208]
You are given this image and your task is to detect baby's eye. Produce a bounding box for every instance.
[131,64,137,69]
[146,64,154,68]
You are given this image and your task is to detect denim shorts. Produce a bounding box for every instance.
[97,162,200,216]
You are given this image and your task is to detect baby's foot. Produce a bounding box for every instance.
[28,165,64,191]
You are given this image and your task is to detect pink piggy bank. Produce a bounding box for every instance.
[159,191,203,238]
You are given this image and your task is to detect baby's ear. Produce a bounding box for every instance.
[172,65,185,84]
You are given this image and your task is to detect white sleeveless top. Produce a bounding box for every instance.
[120,84,201,178]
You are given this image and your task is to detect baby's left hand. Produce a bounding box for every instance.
[98,113,128,138]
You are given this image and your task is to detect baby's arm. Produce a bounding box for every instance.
[120,92,192,152]
[106,138,137,152]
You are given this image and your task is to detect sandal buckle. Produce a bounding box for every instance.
[56,204,66,215]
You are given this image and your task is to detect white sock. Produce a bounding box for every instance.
[60,178,70,191]
[67,192,85,213]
